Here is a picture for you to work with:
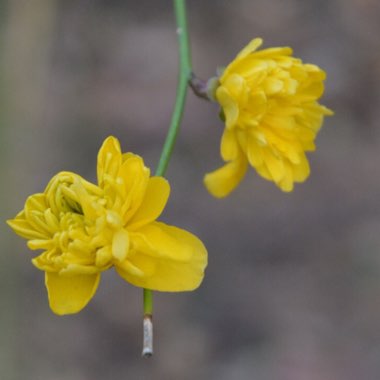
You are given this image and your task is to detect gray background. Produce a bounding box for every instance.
[1,0,380,379]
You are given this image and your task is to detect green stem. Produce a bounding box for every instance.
[154,0,192,177]
[143,288,153,315]
[143,0,192,336]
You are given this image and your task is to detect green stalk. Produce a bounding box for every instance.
[142,0,192,357]
[154,0,192,177]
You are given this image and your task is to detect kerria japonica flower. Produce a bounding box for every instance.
[204,38,333,197]
[7,137,207,315]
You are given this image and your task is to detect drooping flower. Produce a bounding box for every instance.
[8,137,207,315]
[204,38,333,197]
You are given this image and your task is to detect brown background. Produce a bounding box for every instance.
[2,1,380,379]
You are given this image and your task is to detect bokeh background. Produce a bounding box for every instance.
[1,0,380,379]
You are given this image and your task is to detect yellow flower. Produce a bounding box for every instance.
[8,136,207,315]
[204,38,333,197]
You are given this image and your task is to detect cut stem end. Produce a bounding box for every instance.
[142,314,153,358]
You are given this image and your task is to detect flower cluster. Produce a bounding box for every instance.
[204,38,333,197]
[8,137,207,315]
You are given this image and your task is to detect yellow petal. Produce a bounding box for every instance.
[7,217,48,240]
[292,153,310,182]
[263,149,285,183]
[204,157,248,198]
[131,222,193,261]
[97,136,122,186]
[263,77,284,95]
[116,222,207,291]
[116,259,148,278]
[235,38,263,60]
[128,177,170,230]
[246,91,267,115]
[222,73,245,100]
[95,246,112,267]
[70,177,98,220]
[250,46,293,59]
[45,272,100,315]
[24,193,47,214]
[117,155,150,223]
[277,162,294,192]
[298,81,325,100]
[60,264,100,275]
[27,239,54,250]
[222,38,264,80]
[220,129,239,161]
[255,162,272,181]
[216,87,239,129]
[247,137,263,167]
[112,228,130,262]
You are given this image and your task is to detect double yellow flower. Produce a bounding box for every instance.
[8,137,207,315]
[205,38,333,197]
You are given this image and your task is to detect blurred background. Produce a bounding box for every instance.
[1,0,380,379]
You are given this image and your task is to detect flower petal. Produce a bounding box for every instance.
[263,149,285,183]
[116,222,207,291]
[204,157,248,198]
[131,222,194,261]
[247,138,264,167]
[222,73,246,100]
[128,177,170,230]
[112,228,130,262]
[216,87,239,129]
[222,39,264,80]
[250,46,293,59]
[292,153,310,183]
[117,155,150,223]
[7,216,48,240]
[235,38,263,60]
[221,128,239,161]
[97,136,122,186]
[45,272,100,315]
